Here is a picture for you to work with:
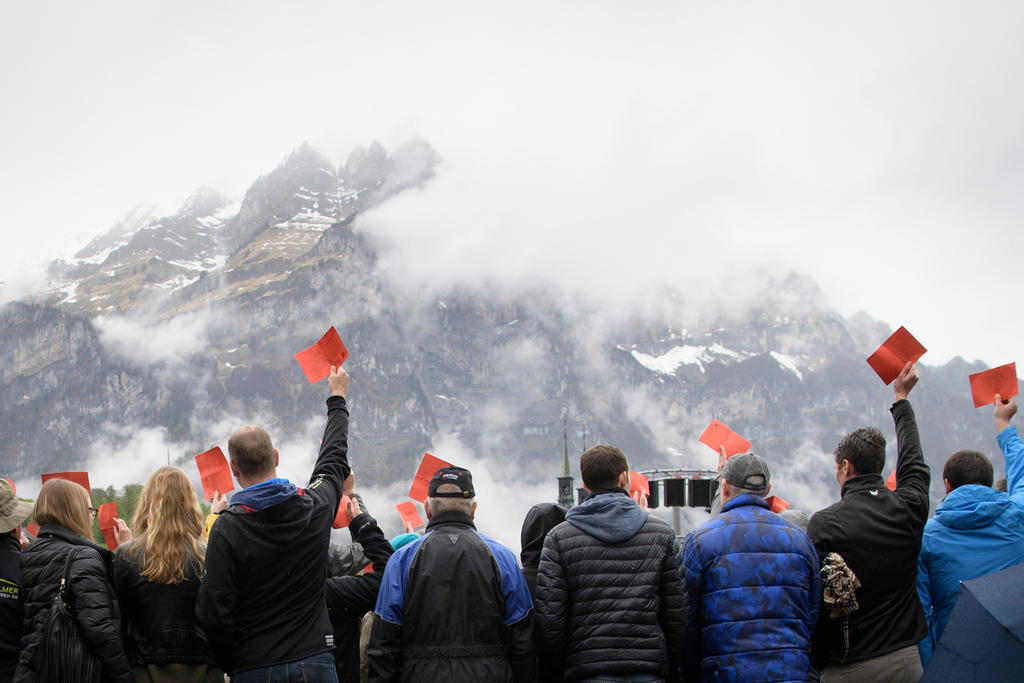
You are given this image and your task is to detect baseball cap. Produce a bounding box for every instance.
[427,466,475,498]
[0,480,34,534]
[719,452,770,494]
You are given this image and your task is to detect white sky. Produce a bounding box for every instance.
[2,1,1022,366]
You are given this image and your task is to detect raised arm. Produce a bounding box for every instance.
[308,365,351,508]
[891,363,930,520]
[995,396,1024,497]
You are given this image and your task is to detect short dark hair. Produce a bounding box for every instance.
[834,427,886,476]
[943,450,993,490]
[228,425,276,476]
[580,444,628,490]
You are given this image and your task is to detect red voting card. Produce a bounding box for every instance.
[395,501,425,531]
[98,502,119,550]
[629,471,650,498]
[765,495,790,513]
[866,326,927,385]
[408,453,454,503]
[6,479,14,495]
[885,469,898,491]
[699,420,751,458]
[294,327,350,384]
[332,495,353,529]
[41,471,92,493]
[26,520,39,538]
[194,447,234,501]
[969,362,1019,408]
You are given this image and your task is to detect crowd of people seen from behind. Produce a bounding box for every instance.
[0,360,1022,682]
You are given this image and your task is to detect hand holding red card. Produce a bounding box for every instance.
[866,326,927,385]
[885,470,898,491]
[969,362,1018,408]
[41,471,91,493]
[765,495,790,513]
[629,471,650,498]
[333,495,353,529]
[294,327,350,384]
[195,447,234,501]
[395,501,425,531]
[98,502,119,549]
[699,420,751,458]
[408,453,453,503]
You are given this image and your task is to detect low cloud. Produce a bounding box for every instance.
[95,309,214,367]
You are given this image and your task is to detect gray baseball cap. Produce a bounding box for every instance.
[719,452,770,494]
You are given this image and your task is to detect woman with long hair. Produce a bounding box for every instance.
[15,478,134,682]
[112,467,221,683]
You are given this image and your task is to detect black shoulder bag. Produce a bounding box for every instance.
[35,546,102,683]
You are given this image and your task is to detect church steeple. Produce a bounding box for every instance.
[558,413,574,509]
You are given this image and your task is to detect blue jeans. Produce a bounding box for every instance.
[233,653,338,683]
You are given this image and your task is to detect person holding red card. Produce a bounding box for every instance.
[807,363,931,682]
[196,365,351,681]
[112,466,223,682]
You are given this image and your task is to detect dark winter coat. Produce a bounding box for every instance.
[0,534,23,682]
[535,488,688,682]
[807,398,930,667]
[15,524,133,683]
[520,503,567,683]
[112,540,216,666]
[368,509,536,683]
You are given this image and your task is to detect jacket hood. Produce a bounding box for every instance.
[934,484,1009,530]
[520,503,566,570]
[565,489,647,543]
[230,477,299,511]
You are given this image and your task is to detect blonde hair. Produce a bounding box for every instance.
[126,467,205,584]
[33,479,93,539]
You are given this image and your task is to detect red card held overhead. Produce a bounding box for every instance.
[98,502,119,550]
[885,470,898,491]
[765,495,790,513]
[969,362,1019,408]
[394,501,425,531]
[194,447,234,502]
[294,327,350,384]
[629,471,650,498]
[41,471,92,493]
[6,479,14,495]
[866,326,927,385]
[698,420,751,458]
[408,453,453,503]
[333,495,353,529]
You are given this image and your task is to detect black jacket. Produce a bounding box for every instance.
[112,540,215,666]
[0,534,23,682]
[195,394,350,674]
[15,525,133,683]
[368,510,536,683]
[326,510,395,683]
[807,399,930,666]
[535,488,688,682]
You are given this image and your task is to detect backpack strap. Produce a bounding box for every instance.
[57,546,84,603]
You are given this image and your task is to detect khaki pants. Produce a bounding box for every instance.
[821,645,923,683]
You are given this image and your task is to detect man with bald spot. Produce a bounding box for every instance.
[197,365,351,682]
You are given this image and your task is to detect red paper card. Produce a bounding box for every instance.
[698,420,751,458]
[969,362,1019,408]
[6,479,14,495]
[26,520,39,538]
[395,501,425,530]
[866,326,927,385]
[333,495,353,529]
[194,447,234,501]
[885,470,897,491]
[765,495,790,513]
[294,327,350,384]
[41,471,91,493]
[408,453,453,503]
[98,502,118,549]
[629,471,650,497]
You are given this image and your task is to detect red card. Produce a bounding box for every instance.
[98,502,118,549]
[698,420,751,458]
[294,327,349,383]
[26,520,39,538]
[969,362,1019,408]
[41,471,91,493]
[6,479,14,495]
[765,495,790,513]
[885,470,897,491]
[629,471,650,498]
[866,326,927,385]
[408,453,453,503]
[333,495,353,529]
[394,501,425,531]
[194,447,234,501]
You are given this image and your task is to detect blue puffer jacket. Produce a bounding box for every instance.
[916,425,1024,666]
[682,493,820,682]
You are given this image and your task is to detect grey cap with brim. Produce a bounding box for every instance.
[719,452,771,494]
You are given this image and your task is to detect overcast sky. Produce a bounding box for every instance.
[2,1,1022,367]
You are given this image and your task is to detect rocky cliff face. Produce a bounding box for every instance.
[0,140,1004,513]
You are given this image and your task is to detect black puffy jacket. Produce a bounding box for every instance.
[112,540,216,666]
[15,525,132,683]
[535,488,688,682]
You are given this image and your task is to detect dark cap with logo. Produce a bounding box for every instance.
[428,466,475,498]
[719,452,770,494]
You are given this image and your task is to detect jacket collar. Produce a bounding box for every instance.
[840,473,886,498]
[36,523,112,561]
[721,492,770,513]
[425,509,476,531]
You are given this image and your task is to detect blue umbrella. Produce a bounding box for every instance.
[921,561,1024,681]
